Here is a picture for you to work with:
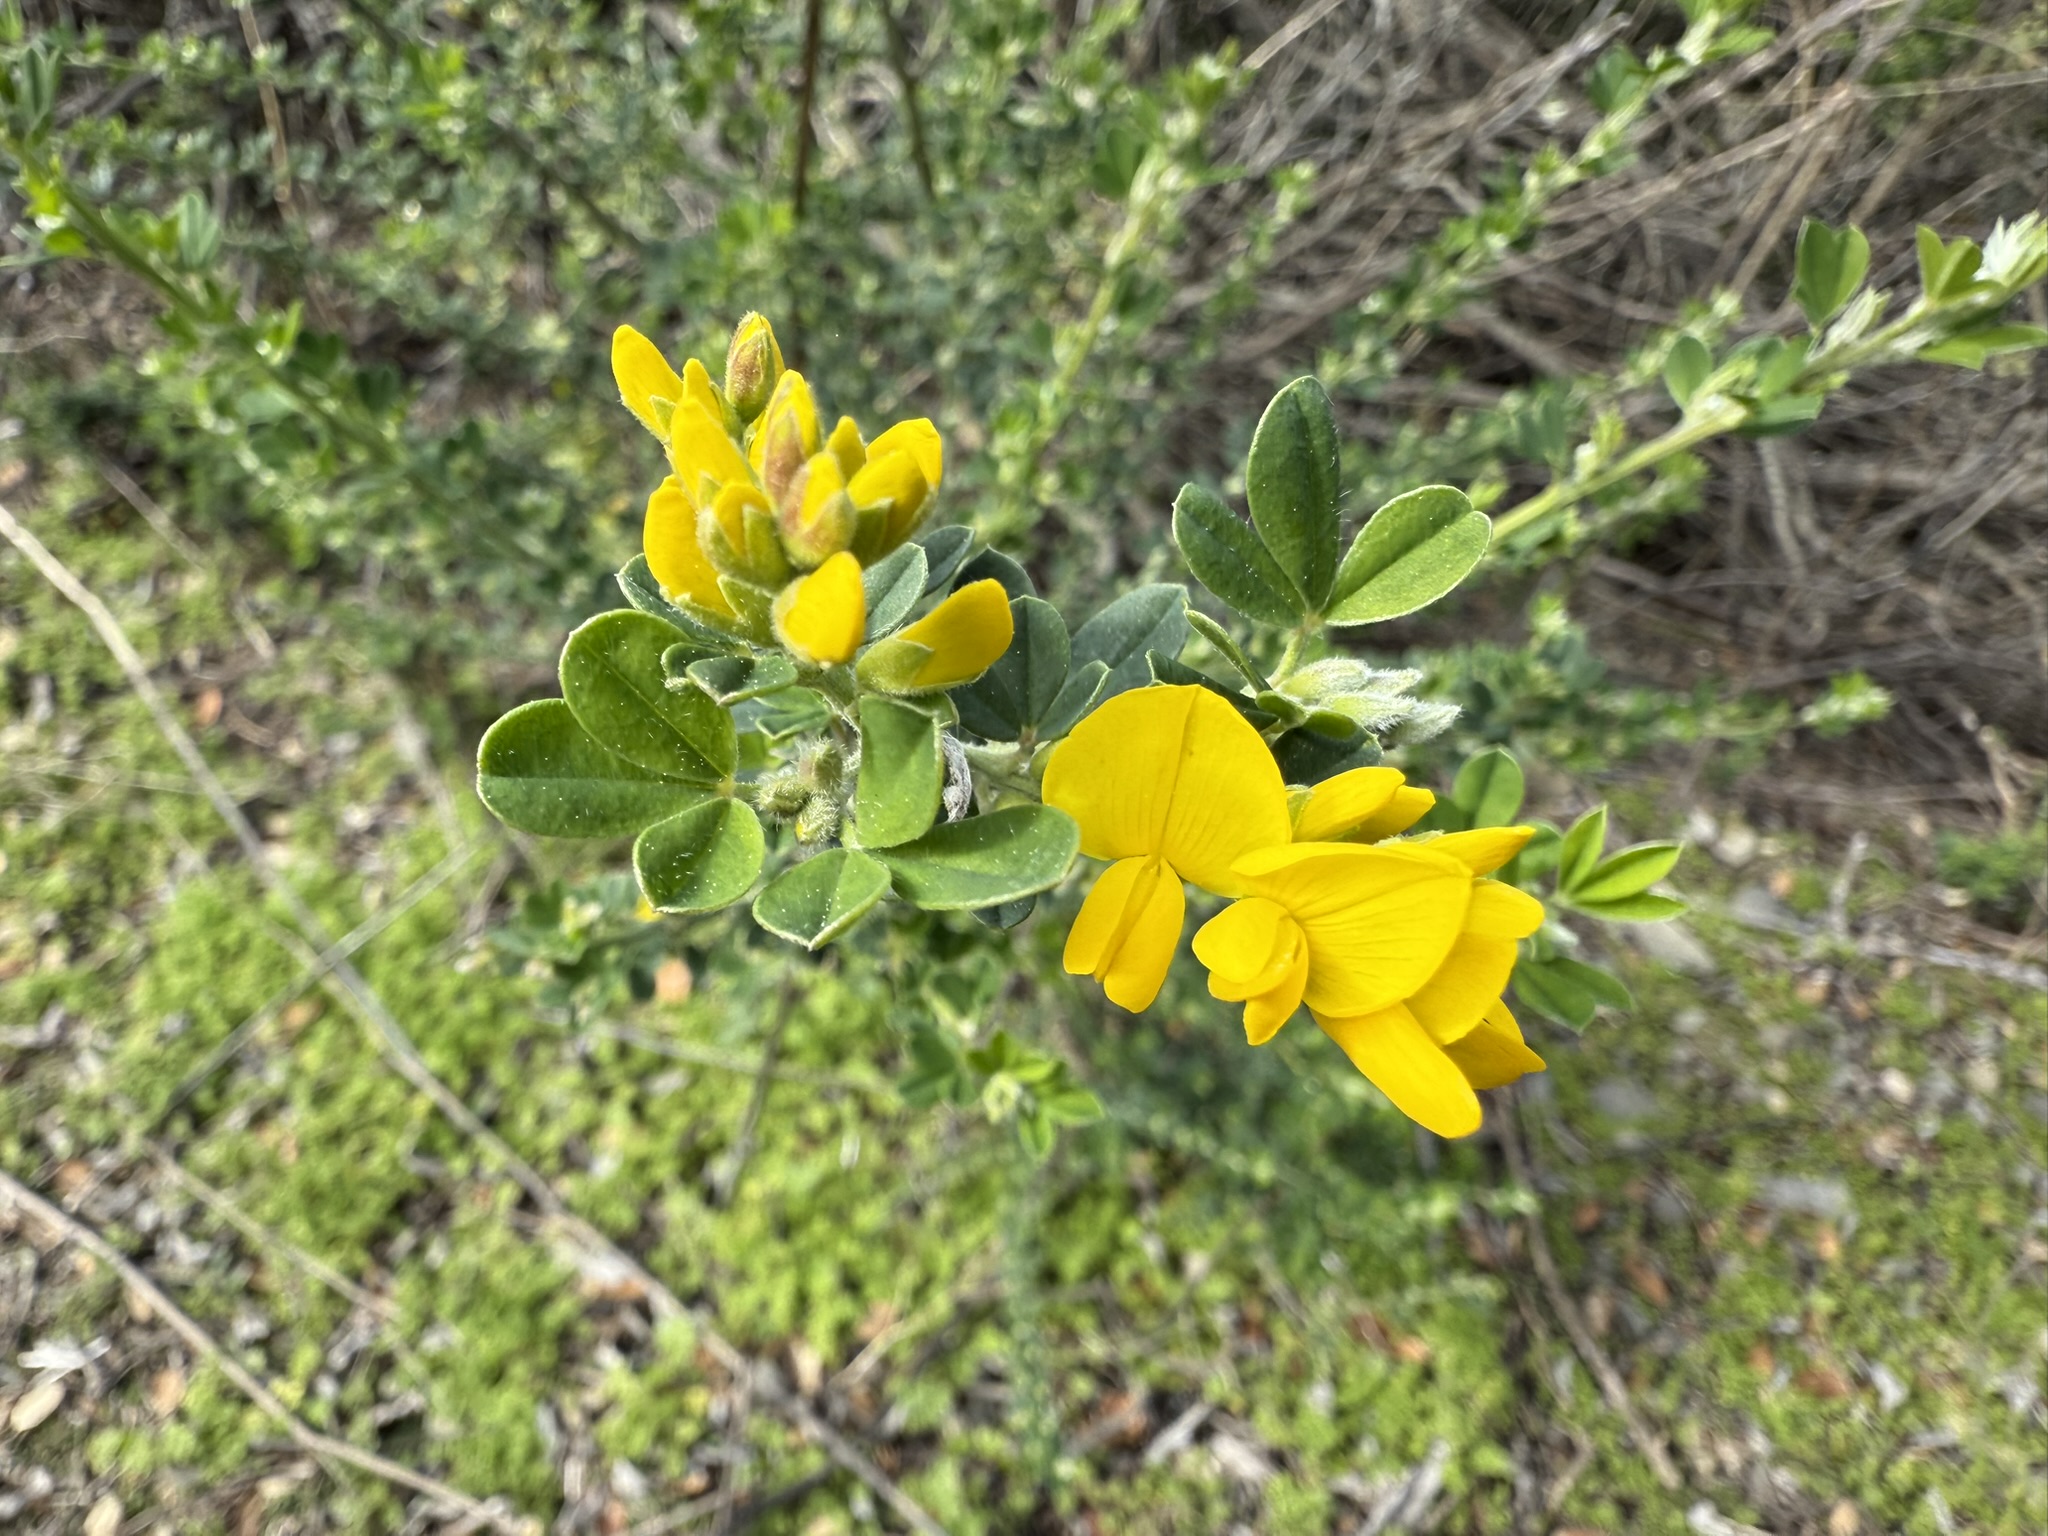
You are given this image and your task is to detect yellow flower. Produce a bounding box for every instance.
[771,551,866,666]
[1308,827,1547,1139]
[615,316,947,647]
[1042,686,1292,1011]
[856,579,1015,693]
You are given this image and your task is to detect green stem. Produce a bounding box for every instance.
[1492,398,1748,543]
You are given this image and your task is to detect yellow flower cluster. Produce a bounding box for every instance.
[613,314,1010,684]
[1042,686,1546,1138]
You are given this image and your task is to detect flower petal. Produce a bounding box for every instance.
[1315,1003,1483,1138]
[669,398,753,505]
[896,579,1015,689]
[1443,999,1546,1090]
[867,418,943,490]
[1063,855,1185,1013]
[1193,896,1287,990]
[1427,826,1535,875]
[613,325,684,439]
[1292,766,1406,841]
[1242,938,1308,1046]
[1043,686,1291,892]
[645,477,733,616]
[1231,842,1471,1016]
[771,551,866,666]
[826,414,867,478]
[1350,786,1436,841]
[1404,933,1518,1044]
[1462,878,1545,940]
[846,450,932,550]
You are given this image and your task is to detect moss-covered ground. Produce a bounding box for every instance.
[3,498,2043,1535]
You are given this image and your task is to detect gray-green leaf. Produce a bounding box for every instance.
[561,611,738,782]
[617,556,742,651]
[862,541,929,639]
[633,798,765,913]
[476,699,706,838]
[1327,485,1491,625]
[1244,377,1341,611]
[1070,584,1188,700]
[1037,659,1110,743]
[1172,482,1301,626]
[914,525,975,593]
[875,805,1081,909]
[1572,842,1683,904]
[680,652,799,706]
[751,848,892,948]
[855,697,943,848]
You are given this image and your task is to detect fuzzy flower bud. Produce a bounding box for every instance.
[724,312,784,422]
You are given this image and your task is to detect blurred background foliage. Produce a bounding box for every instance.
[1,1,2044,1533]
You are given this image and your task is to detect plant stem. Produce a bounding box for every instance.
[1492,398,1748,543]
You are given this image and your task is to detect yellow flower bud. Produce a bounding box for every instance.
[771,551,866,667]
[846,450,932,557]
[826,414,867,479]
[724,312,784,422]
[750,372,821,506]
[854,578,1014,693]
[777,452,858,569]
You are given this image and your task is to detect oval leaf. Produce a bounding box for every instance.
[752,848,892,948]
[862,541,930,639]
[1556,806,1610,893]
[1327,486,1492,626]
[1036,658,1110,743]
[1172,482,1302,626]
[914,525,975,593]
[876,805,1081,909]
[1070,584,1189,701]
[561,611,738,782]
[1245,377,1341,610]
[617,556,743,651]
[476,699,705,838]
[1572,842,1684,904]
[1452,747,1525,829]
[856,697,943,848]
[633,798,764,913]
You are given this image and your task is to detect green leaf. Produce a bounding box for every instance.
[1184,609,1269,691]
[680,652,798,705]
[954,547,1035,600]
[1327,485,1491,625]
[1071,584,1188,700]
[751,848,892,948]
[617,556,741,651]
[1791,218,1869,329]
[914,525,975,593]
[954,596,1071,741]
[1272,721,1380,785]
[1916,322,2048,370]
[738,687,832,743]
[1512,955,1630,1032]
[633,798,764,913]
[1244,377,1342,610]
[560,611,737,782]
[1037,659,1110,743]
[855,697,943,848]
[862,541,929,638]
[876,806,1080,909]
[1572,841,1683,904]
[1916,224,1982,303]
[1663,334,1712,408]
[1737,393,1825,436]
[1452,748,1525,828]
[1171,482,1302,626]
[1571,892,1687,923]
[476,699,705,838]
[1556,806,1608,892]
